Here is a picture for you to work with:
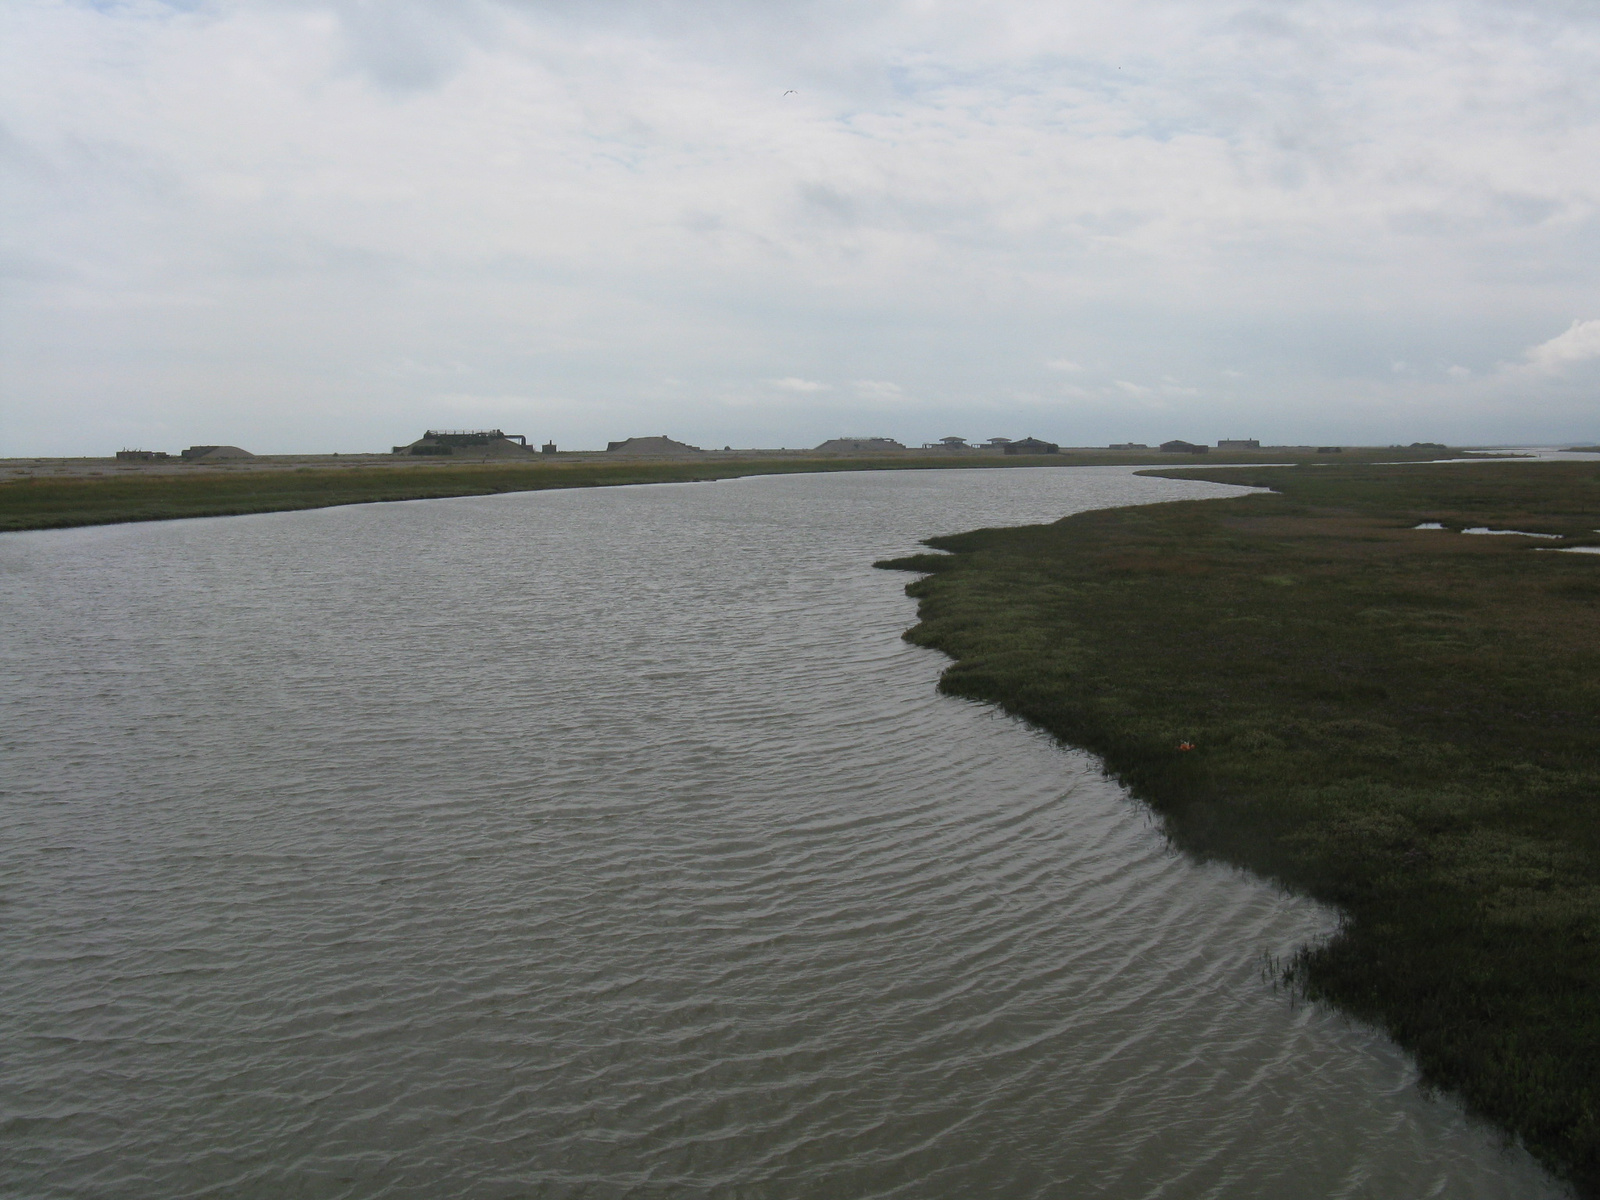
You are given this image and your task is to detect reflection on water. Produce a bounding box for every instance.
[0,469,1567,1198]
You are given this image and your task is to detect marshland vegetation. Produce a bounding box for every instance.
[0,446,1459,533]
[878,459,1600,1195]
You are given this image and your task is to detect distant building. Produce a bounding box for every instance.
[814,437,907,452]
[1004,437,1060,455]
[1159,440,1209,454]
[181,445,254,461]
[1317,446,1344,454]
[1217,438,1260,449]
[985,437,1012,446]
[1410,442,1445,449]
[605,436,703,455]
[392,430,535,457]
[1108,443,1148,450]
[922,436,974,451]
[116,449,171,462]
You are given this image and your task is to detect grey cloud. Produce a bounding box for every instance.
[796,183,859,226]
[0,249,77,283]
[6,0,1600,454]
[1491,192,1564,227]
[324,0,500,92]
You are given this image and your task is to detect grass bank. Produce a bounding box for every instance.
[0,447,1450,533]
[0,456,1018,532]
[878,460,1600,1194]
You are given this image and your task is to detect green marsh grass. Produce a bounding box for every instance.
[0,446,1453,534]
[879,461,1600,1195]
[0,457,1002,532]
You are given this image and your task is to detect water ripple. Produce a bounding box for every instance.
[0,468,1568,1198]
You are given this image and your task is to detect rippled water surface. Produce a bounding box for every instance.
[1,468,1566,1198]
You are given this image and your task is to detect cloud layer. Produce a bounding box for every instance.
[3,0,1600,453]
[1527,319,1600,374]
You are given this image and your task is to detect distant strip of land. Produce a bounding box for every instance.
[878,460,1600,1196]
[0,446,1456,533]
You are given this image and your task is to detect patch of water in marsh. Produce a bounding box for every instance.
[0,468,1567,1198]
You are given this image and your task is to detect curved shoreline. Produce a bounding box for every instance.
[0,447,1454,534]
[878,459,1600,1196]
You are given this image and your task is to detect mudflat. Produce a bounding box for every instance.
[879,460,1600,1196]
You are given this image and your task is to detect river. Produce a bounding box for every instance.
[0,467,1566,1198]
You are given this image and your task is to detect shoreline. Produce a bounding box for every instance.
[0,447,1459,534]
[877,459,1600,1196]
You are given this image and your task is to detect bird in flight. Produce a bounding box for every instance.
[784,89,797,96]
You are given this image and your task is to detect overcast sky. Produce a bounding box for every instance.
[3,0,1599,454]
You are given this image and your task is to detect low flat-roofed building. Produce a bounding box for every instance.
[606,436,703,455]
[814,437,907,452]
[393,430,536,458]
[1159,440,1209,454]
[1217,438,1260,449]
[181,445,254,461]
[1003,437,1060,454]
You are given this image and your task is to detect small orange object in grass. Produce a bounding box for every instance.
[1177,741,1195,751]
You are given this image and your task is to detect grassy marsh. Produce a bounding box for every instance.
[0,446,1465,534]
[879,460,1600,1194]
[0,456,989,532]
